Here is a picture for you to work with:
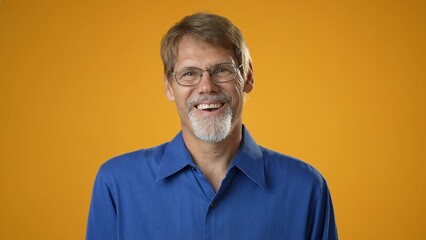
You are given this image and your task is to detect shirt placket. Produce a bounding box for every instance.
[190,165,238,240]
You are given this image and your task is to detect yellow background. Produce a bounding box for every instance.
[1,0,425,239]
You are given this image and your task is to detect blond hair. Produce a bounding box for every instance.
[161,13,251,80]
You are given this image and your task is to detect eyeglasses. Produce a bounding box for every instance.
[171,63,242,86]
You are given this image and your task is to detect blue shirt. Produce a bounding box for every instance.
[87,127,338,239]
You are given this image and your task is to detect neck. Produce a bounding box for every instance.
[182,124,243,191]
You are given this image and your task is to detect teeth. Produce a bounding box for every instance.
[196,103,222,110]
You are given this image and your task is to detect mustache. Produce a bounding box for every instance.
[187,93,232,110]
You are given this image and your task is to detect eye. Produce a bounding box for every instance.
[177,68,199,79]
[182,71,193,77]
[214,66,232,76]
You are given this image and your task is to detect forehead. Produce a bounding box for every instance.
[175,36,236,67]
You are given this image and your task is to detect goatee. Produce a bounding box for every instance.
[187,93,232,143]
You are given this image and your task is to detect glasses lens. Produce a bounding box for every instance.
[175,67,201,86]
[211,64,237,82]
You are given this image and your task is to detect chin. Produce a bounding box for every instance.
[190,105,233,143]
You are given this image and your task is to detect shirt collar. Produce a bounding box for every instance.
[156,131,194,182]
[231,126,266,189]
[156,126,266,189]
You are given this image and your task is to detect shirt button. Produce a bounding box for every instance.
[191,166,196,171]
[210,202,217,208]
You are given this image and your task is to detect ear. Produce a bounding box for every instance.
[243,61,254,93]
[164,75,175,101]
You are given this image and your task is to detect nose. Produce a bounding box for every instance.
[197,70,219,93]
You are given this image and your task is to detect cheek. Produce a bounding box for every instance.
[229,86,245,110]
[174,90,192,111]
[235,77,245,92]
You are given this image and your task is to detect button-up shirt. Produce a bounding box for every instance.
[87,127,338,239]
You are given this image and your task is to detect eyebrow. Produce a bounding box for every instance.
[176,62,235,70]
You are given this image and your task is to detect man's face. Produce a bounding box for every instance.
[164,36,253,143]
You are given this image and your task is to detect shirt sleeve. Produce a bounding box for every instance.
[86,166,118,240]
[309,178,338,240]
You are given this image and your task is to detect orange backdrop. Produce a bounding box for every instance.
[1,0,425,239]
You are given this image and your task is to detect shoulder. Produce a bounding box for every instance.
[260,147,326,196]
[98,143,168,181]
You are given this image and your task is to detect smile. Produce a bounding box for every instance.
[196,103,224,111]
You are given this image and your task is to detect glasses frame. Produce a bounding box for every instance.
[171,63,243,87]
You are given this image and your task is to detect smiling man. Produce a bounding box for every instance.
[87,13,338,240]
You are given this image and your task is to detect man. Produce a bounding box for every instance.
[87,13,338,239]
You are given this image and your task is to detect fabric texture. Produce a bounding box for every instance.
[87,127,338,239]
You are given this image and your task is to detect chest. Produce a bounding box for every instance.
[114,169,312,240]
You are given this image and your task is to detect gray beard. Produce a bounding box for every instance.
[189,104,232,143]
[187,92,233,143]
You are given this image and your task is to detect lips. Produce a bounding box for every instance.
[188,93,231,112]
[196,103,224,111]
